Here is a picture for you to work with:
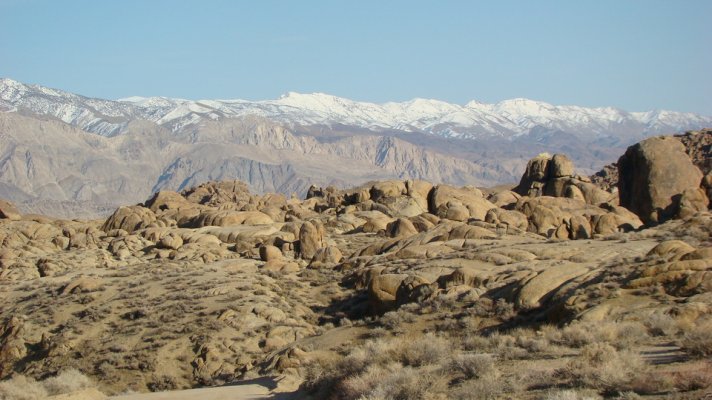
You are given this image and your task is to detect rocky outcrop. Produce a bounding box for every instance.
[515,153,613,206]
[618,136,705,224]
[102,206,157,234]
[590,163,618,192]
[428,185,496,221]
[676,129,712,175]
[0,317,27,378]
[2,153,712,395]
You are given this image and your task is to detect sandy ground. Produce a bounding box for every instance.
[110,377,296,400]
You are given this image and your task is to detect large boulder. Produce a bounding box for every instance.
[484,208,528,231]
[428,185,495,221]
[186,210,274,228]
[259,245,283,261]
[370,180,407,202]
[550,154,575,178]
[515,153,612,205]
[298,221,325,260]
[144,190,189,212]
[386,218,419,238]
[618,136,704,224]
[102,206,157,234]
[368,273,407,313]
[182,180,252,206]
[309,246,343,268]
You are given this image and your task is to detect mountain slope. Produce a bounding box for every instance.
[0,112,501,218]
[1,78,710,218]
[2,78,710,140]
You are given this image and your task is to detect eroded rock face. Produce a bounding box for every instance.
[618,136,704,224]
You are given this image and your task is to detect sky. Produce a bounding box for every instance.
[1,0,711,115]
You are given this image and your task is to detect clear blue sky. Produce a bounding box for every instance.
[1,0,710,114]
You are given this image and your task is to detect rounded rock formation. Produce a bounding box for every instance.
[618,136,704,224]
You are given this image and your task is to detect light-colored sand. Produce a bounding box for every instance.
[111,384,271,400]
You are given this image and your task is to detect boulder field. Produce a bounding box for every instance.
[0,131,711,397]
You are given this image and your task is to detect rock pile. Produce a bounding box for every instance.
[0,131,711,395]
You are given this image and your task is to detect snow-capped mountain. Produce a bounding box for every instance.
[2,78,710,140]
[1,77,711,219]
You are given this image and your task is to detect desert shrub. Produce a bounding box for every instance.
[380,309,416,331]
[511,328,552,354]
[668,361,712,391]
[450,353,498,380]
[644,313,678,337]
[680,320,712,357]
[626,370,676,395]
[559,324,595,348]
[0,375,47,400]
[493,298,515,318]
[540,324,564,343]
[450,373,506,400]
[399,334,451,367]
[0,370,96,400]
[342,364,447,400]
[42,369,93,395]
[544,389,602,400]
[305,334,456,399]
[557,321,648,350]
[460,333,490,351]
[613,392,643,400]
[608,322,649,350]
[364,327,389,339]
[558,343,646,394]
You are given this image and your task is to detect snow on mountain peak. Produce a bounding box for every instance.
[1,79,710,140]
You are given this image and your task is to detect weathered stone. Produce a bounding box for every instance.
[102,206,157,234]
[158,232,183,250]
[386,218,418,238]
[259,245,283,262]
[298,221,325,260]
[309,246,343,268]
[550,154,575,178]
[618,136,704,224]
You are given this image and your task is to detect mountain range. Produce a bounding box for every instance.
[1,77,710,218]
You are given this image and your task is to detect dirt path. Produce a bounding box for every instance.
[110,377,297,400]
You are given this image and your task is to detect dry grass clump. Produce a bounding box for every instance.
[644,313,678,337]
[304,333,520,400]
[42,369,94,395]
[449,374,506,400]
[0,375,48,400]
[304,334,451,399]
[449,353,498,380]
[666,360,712,391]
[544,389,602,400]
[558,343,646,394]
[341,364,447,400]
[554,321,648,350]
[458,328,558,361]
[679,320,712,357]
[380,309,416,331]
[0,369,95,400]
[557,324,595,348]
